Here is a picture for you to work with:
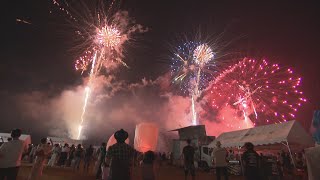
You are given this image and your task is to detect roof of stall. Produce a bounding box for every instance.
[209,120,314,149]
[0,133,32,146]
[170,125,206,140]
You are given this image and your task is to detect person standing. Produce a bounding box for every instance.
[169,152,174,165]
[28,138,52,180]
[22,144,33,161]
[242,142,260,180]
[227,150,235,161]
[58,143,69,166]
[212,141,228,180]
[84,144,94,172]
[29,145,37,164]
[182,139,195,180]
[105,129,135,180]
[141,151,158,180]
[47,144,60,167]
[95,142,107,179]
[66,144,75,167]
[73,144,83,171]
[0,129,25,180]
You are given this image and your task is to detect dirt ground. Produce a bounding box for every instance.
[17,164,245,180]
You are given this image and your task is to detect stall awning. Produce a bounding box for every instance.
[209,120,314,148]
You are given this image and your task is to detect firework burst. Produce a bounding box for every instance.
[193,44,214,66]
[75,50,94,74]
[171,41,216,96]
[51,0,145,139]
[205,58,306,126]
[170,39,218,125]
[96,26,121,48]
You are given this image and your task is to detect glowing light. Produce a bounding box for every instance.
[16,18,32,25]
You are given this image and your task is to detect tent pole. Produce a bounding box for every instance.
[286,141,296,169]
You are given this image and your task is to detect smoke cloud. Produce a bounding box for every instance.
[0,72,252,151]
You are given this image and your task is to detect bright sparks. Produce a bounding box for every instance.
[206,58,306,126]
[193,44,214,66]
[171,41,216,125]
[191,95,197,125]
[96,26,121,48]
[51,0,144,139]
[77,86,91,140]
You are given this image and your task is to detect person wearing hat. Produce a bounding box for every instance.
[212,141,228,180]
[105,129,135,180]
[0,129,25,180]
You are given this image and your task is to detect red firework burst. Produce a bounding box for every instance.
[205,58,306,126]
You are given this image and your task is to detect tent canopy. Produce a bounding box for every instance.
[47,136,83,146]
[209,120,314,149]
[0,133,32,148]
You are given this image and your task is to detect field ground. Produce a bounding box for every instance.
[17,163,245,180]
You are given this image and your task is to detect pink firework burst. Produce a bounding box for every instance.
[205,58,306,126]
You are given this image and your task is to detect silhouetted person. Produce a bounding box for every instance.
[212,141,228,180]
[48,144,60,167]
[73,144,83,171]
[182,139,195,180]
[106,129,135,180]
[95,142,106,179]
[0,129,25,180]
[242,142,260,180]
[84,144,94,172]
[58,143,69,166]
[66,144,75,167]
[141,151,157,180]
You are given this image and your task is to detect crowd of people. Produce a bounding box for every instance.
[0,128,163,180]
[0,128,309,180]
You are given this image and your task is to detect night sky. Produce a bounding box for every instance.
[1,0,320,140]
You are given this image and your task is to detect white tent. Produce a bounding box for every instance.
[47,136,83,146]
[209,120,314,168]
[210,120,314,149]
[0,133,32,148]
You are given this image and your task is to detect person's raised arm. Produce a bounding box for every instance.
[49,138,53,146]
